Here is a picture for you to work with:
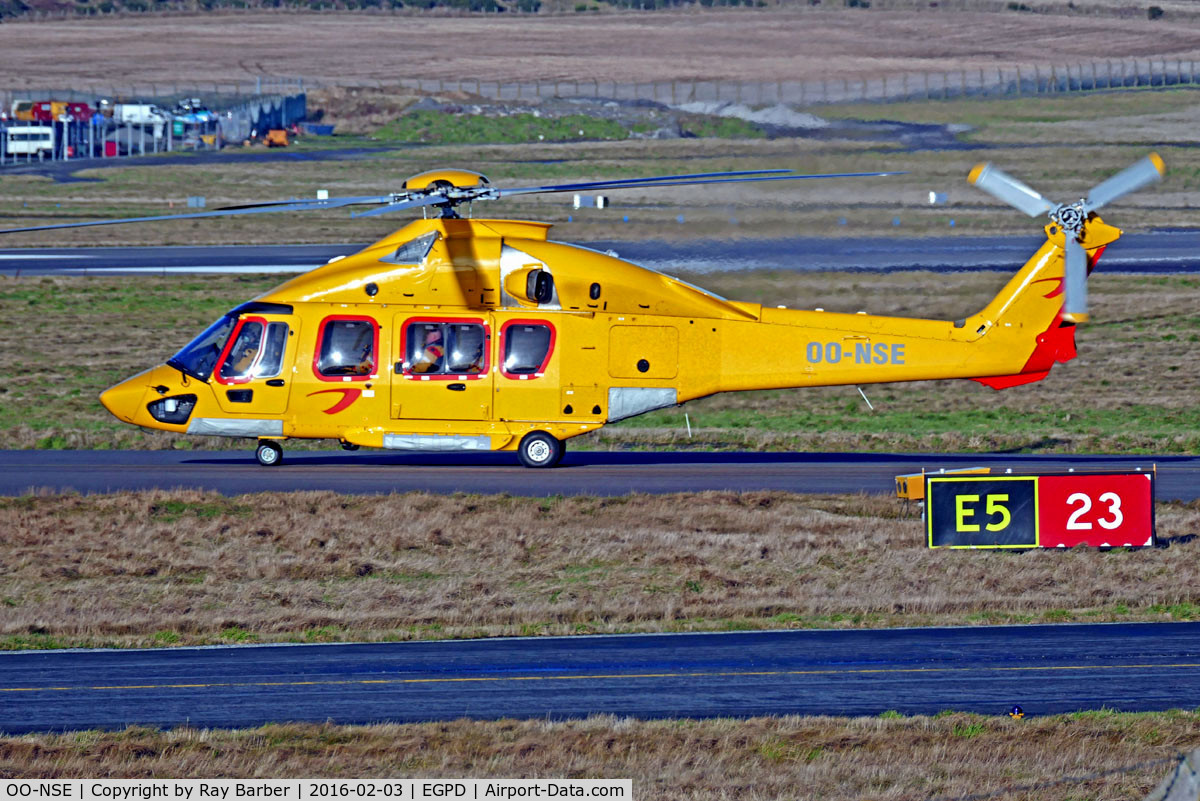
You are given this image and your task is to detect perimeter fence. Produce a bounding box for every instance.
[2,56,1197,117]
[370,57,1200,106]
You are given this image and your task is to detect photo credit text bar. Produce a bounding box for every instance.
[0,781,633,801]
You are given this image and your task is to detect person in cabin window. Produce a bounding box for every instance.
[411,327,445,373]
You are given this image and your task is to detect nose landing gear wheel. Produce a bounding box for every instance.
[255,439,283,467]
[517,431,564,468]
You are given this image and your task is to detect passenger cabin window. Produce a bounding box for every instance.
[404,320,488,378]
[217,318,288,384]
[315,318,377,379]
[501,322,553,378]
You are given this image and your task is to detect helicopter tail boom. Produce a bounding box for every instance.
[697,218,1118,398]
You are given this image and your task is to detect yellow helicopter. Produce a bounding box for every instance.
[1,157,1164,467]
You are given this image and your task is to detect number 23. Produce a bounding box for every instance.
[1066,492,1123,530]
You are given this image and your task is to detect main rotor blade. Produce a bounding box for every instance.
[497,169,793,197]
[496,170,905,199]
[0,194,401,234]
[1085,153,1165,213]
[218,195,393,211]
[1062,237,1089,324]
[0,201,354,235]
[0,167,907,234]
[968,163,1054,218]
[349,194,452,219]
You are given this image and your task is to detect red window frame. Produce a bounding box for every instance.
[214,316,270,386]
[400,317,490,381]
[498,319,556,380]
[312,315,380,383]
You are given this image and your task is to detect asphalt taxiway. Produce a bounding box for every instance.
[4,230,1200,276]
[3,623,1198,733]
[0,450,1187,499]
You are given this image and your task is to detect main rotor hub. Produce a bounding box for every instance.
[1053,202,1085,236]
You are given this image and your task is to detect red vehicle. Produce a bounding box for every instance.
[29,101,94,123]
[66,102,93,122]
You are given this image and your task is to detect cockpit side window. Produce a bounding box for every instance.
[258,323,289,377]
[500,321,554,378]
[314,316,378,380]
[216,319,289,384]
[219,320,265,383]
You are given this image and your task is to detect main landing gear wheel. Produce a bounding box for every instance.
[255,439,283,467]
[517,431,564,468]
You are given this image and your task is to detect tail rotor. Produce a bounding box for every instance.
[968,153,1165,323]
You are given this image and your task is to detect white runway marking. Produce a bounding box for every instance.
[0,254,84,260]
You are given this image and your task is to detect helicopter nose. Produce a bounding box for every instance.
[99,375,147,423]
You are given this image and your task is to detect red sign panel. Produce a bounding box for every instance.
[1037,473,1155,548]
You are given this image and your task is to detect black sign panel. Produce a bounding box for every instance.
[927,477,1038,548]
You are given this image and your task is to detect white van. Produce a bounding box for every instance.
[5,125,55,157]
[114,104,170,139]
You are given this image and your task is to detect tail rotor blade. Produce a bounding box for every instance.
[968,162,1054,218]
[1062,237,1089,324]
[1085,152,1165,212]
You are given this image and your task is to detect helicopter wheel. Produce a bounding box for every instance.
[340,441,360,451]
[255,439,283,467]
[517,431,564,469]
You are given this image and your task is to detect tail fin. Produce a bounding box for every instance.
[969,216,1120,390]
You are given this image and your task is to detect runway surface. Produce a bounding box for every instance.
[3,623,1198,733]
[4,230,1200,275]
[0,449,1188,499]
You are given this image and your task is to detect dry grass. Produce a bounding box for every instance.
[1,490,1197,649]
[4,9,1200,88]
[0,712,1197,799]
